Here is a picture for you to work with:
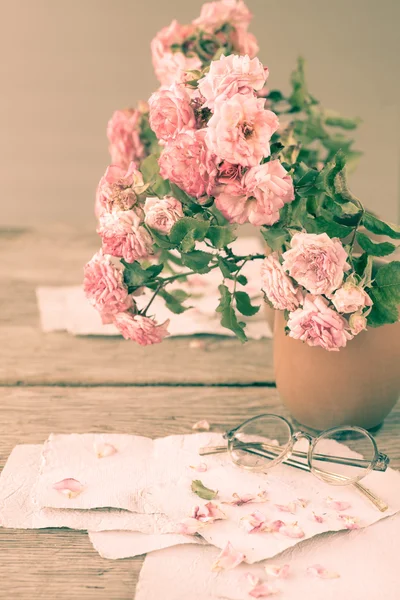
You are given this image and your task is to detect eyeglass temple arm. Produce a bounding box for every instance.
[199,443,388,472]
[199,444,388,513]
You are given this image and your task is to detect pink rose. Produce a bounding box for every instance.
[97,210,154,263]
[231,28,259,58]
[151,20,201,86]
[215,160,294,226]
[113,313,169,346]
[159,129,218,198]
[261,253,302,311]
[144,196,184,234]
[282,233,350,296]
[149,83,195,143]
[198,54,268,109]
[193,0,252,33]
[349,312,368,335]
[83,250,133,323]
[287,295,353,351]
[95,162,144,217]
[331,282,372,314]
[205,93,279,167]
[107,109,145,169]
[216,161,245,185]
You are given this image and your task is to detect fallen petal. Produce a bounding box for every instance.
[325,497,351,511]
[267,519,285,533]
[204,501,226,521]
[94,442,117,459]
[312,512,324,524]
[190,463,208,472]
[257,491,269,502]
[307,564,340,579]
[246,573,260,587]
[53,478,84,498]
[212,542,245,572]
[249,582,279,597]
[265,564,290,579]
[176,517,204,535]
[275,502,297,514]
[192,420,210,431]
[297,498,309,508]
[280,522,305,539]
[224,493,256,506]
[241,511,267,534]
[338,514,361,530]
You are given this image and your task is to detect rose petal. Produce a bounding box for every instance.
[94,442,117,458]
[266,519,285,533]
[246,573,260,587]
[312,512,325,524]
[275,502,297,514]
[241,511,267,534]
[265,564,290,579]
[307,564,340,579]
[175,517,204,535]
[297,498,309,508]
[190,463,208,472]
[325,497,351,511]
[257,491,269,502]
[192,420,210,431]
[212,542,245,572]
[279,522,305,538]
[249,582,279,597]
[338,514,361,530]
[191,502,226,523]
[53,478,84,498]
[224,493,257,506]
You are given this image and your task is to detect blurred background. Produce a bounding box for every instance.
[1,0,399,227]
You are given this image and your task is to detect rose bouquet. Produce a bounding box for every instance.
[85,0,400,350]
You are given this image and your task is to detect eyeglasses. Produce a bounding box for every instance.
[199,414,390,512]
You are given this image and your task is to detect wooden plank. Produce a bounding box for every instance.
[0,227,275,385]
[0,386,399,599]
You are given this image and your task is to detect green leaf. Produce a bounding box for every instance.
[216,284,247,342]
[123,261,163,288]
[356,232,396,257]
[140,154,160,184]
[191,480,217,501]
[367,289,399,327]
[325,115,361,130]
[170,183,197,207]
[234,291,260,316]
[169,217,209,250]
[267,90,285,103]
[367,262,400,327]
[217,256,236,279]
[236,274,248,286]
[289,56,308,111]
[261,224,289,252]
[149,228,176,250]
[207,225,237,249]
[181,250,213,273]
[352,253,369,278]
[304,216,352,239]
[159,289,190,314]
[363,213,400,240]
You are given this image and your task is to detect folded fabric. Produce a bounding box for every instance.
[89,530,203,560]
[0,445,174,533]
[135,513,400,600]
[35,432,400,563]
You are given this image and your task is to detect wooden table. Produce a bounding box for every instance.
[1,226,399,599]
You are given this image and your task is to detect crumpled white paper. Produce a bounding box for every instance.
[35,432,400,563]
[0,444,174,533]
[134,513,400,600]
[89,530,203,560]
[36,237,271,339]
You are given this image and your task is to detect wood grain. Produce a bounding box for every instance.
[0,386,399,599]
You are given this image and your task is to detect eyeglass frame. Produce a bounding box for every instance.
[199,413,390,512]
